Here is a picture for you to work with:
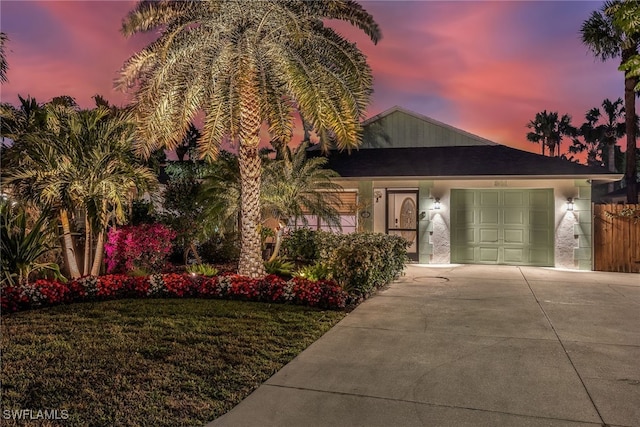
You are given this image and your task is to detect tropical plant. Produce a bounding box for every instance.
[117,0,380,277]
[2,98,157,277]
[104,223,176,274]
[186,263,219,277]
[526,110,576,157]
[294,262,332,281]
[582,0,640,202]
[263,258,294,277]
[0,32,8,84]
[1,203,65,286]
[570,108,604,167]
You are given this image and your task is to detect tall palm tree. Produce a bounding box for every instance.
[0,96,48,144]
[582,0,639,202]
[0,32,8,84]
[117,0,380,277]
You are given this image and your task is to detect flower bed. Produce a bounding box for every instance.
[1,273,349,314]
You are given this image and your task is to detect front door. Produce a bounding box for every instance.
[386,190,418,261]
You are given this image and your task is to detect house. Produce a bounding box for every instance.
[309,106,621,270]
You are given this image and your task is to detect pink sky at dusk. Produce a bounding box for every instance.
[0,1,626,158]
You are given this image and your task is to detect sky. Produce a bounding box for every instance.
[0,0,625,157]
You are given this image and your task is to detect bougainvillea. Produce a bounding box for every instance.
[104,224,176,274]
[1,273,348,314]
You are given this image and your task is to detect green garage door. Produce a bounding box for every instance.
[451,189,554,266]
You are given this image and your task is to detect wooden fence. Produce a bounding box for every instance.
[593,204,640,273]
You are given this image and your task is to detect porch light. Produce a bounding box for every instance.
[433,198,441,210]
[566,198,574,211]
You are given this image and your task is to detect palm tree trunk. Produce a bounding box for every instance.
[90,230,104,276]
[238,143,266,277]
[60,209,81,279]
[90,199,109,276]
[84,212,91,276]
[624,73,638,203]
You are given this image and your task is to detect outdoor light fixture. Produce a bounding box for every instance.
[433,198,441,210]
[567,198,574,211]
[374,190,383,203]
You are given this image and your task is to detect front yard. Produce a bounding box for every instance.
[1,299,345,426]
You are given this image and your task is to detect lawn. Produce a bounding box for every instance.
[1,299,346,426]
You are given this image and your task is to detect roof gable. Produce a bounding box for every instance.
[360,106,497,149]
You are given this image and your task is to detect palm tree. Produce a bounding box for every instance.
[262,141,342,261]
[3,103,84,278]
[0,32,8,84]
[582,0,639,202]
[200,142,343,261]
[0,95,48,145]
[526,111,575,157]
[570,107,604,167]
[599,98,626,173]
[117,0,380,277]
[69,107,157,276]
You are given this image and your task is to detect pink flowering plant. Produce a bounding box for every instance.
[104,224,176,274]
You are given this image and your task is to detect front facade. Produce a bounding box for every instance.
[311,107,621,270]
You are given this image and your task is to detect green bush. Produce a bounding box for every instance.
[294,262,332,281]
[283,230,409,298]
[263,258,294,277]
[186,264,219,277]
[199,233,241,263]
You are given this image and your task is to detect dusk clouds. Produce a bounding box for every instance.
[0,1,623,154]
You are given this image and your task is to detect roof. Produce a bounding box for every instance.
[358,106,497,149]
[310,145,621,180]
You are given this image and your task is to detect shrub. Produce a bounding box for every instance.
[283,230,409,298]
[294,262,331,281]
[199,233,241,263]
[186,264,219,277]
[264,258,294,277]
[104,224,176,274]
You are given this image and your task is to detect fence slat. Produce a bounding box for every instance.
[593,204,640,273]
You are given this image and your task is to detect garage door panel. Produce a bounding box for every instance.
[504,209,525,225]
[479,209,498,224]
[451,189,554,266]
[480,191,499,206]
[479,228,499,243]
[504,229,524,244]
[530,210,551,227]
[504,248,525,263]
[478,247,499,263]
[503,192,524,206]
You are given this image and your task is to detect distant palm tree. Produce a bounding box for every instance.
[599,98,626,172]
[117,0,380,277]
[570,107,604,167]
[526,110,575,157]
[0,32,8,84]
[582,0,639,202]
[0,96,47,144]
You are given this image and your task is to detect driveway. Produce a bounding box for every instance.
[209,265,640,427]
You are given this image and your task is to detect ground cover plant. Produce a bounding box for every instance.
[1,299,345,426]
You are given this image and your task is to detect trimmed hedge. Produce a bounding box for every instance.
[283,230,409,298]
[1,274,348,314]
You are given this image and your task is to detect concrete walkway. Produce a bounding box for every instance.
[209,265,640,427]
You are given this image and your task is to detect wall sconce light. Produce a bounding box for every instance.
[433,197,441,210]
[419,211,427,220]
[566,197,574,211]
[374,190,382,203]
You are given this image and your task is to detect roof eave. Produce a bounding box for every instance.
[333,174,623,182]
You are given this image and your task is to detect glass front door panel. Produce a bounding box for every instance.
[387,191,418,257]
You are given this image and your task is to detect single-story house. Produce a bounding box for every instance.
[308,106,621,270]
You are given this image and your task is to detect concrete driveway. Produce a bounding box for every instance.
[209,265,640,427]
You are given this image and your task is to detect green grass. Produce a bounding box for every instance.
[1,299,346,426]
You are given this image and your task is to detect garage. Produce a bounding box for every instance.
[450,189,554,266]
